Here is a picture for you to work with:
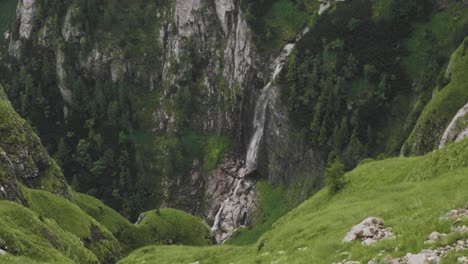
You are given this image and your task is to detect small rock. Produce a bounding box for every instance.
[406,253,428,264]
[458,256,468,263]
[0,249,5,255]
[428,231,446,241]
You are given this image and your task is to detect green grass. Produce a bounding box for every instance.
[403,37,468,155]
[22,187,122,263]
[135,209,211,247]
[228,181,289,245]
[203,136,232,171]
[73,192,133,235]
[0,186,213,263]
[0,200,98,264]
[0,0,17,34]
[73,191,211,254]
[120,138,468,264]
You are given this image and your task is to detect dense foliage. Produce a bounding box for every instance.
[278,0,468,168]
[0,0,232,219]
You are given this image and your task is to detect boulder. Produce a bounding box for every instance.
[406,253,428,264]
[343,217,394,245]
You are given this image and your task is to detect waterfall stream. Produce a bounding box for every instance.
[210,27,309,240]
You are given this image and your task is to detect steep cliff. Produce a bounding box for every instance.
[0,83,69,203]
[0,0,329,242]
[402,38,468,155]
[2,0,467,246]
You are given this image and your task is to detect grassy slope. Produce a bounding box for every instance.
[73,192,211,251]
[22,188,122,263]
[120,138,468,264]
[0,188,212,263]
[403,37,468,155]
[0,200,97,264]
[136,209,211,247]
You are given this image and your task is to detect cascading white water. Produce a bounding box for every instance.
[210,27,309,240]
[245,43,297,169]
[211,179,244,232]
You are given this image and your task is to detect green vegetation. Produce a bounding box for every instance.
[403,37,468,155]
[73,192,132,235]
[325,159,346,193]
[0,200,98,264]
[228,181,290,245]
[120,138,468,263]
[241,0,318,54]
[21,187,122,263]
[203,136,232,171]
[73,191,211,253]
[135,209,211,247]
[0,83,68,198]
[0,187,212,263]
[0,0,16,34]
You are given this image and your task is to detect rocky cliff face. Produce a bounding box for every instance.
[4,0,326,242]
[0,84,70,203]
[439,102,468,148]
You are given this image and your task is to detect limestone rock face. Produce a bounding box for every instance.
[17,0,37,40]
[439,102,468,148]
[164,154,259,243]
[207,159,258,243]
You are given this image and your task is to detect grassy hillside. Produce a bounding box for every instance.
[403,37,468,155]
[120,138,468,263]
[0,188,212,263]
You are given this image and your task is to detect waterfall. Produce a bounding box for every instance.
[210,27,309,241]
[211,179,244,232]
[245,41,302,169]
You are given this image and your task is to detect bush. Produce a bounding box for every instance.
[326,159,345,194]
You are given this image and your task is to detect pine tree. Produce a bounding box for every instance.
[326,159,345,194]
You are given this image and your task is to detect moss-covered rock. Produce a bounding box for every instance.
[22,188,122,264]
[0,200,98,263]
[402,38,468,156]
[0,83,70,202]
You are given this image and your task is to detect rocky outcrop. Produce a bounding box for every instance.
[164,154,259,243]
[439,103,468,148]
[17,0,37,40]
[0,85,70,203]
[156,0,255,134]
[207,157,258,243]
[343,217,395,246]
